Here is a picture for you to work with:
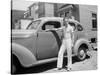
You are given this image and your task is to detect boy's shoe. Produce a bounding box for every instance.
[66,67,72,71]
[57,68,62,70]
[64,66,72,71]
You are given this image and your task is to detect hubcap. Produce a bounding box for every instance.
[78,49,86,60]
[79,50,85,56]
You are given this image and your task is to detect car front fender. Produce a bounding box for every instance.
[12,43,37,67]
[73,38,93,55]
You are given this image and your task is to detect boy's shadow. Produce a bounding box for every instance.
[63,55,90,67]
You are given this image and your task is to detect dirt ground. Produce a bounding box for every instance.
[45,50,97,73]
[19,50,97,74]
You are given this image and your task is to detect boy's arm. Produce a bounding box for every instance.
[52,26,65,31]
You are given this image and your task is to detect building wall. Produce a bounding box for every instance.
[38,2,45,18]
[29,3,39,19]
[11,10,25,29]
[30,5,35,19]
[54,3,58,17]
[72,5,80,21]
[44,3,54,17]
[29,2,55,19]
[79,5,97,31]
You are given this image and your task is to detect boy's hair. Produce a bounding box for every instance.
[69,22,76,30]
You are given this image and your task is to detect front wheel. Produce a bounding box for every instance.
[77,47,87,61]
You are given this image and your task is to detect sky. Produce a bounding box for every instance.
[12,0,35,10]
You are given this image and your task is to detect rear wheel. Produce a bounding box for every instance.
[11,54,22,74]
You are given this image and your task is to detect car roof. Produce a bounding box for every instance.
[33,17,80,24]
[33,17,62,21]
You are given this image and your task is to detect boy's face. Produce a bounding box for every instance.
[64,20,69,27]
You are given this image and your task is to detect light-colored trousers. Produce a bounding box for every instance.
[57,38,72,68]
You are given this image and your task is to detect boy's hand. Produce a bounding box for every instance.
[52,28,58,31]
[45,29,50,31]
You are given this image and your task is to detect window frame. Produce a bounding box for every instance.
[27,20,41,30]
[41,21,61,31]
[91,13,97,31]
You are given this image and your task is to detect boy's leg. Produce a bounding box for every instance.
[57,42,65,69]
[66,39,72,69]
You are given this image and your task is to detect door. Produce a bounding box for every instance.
[37,21,62,60]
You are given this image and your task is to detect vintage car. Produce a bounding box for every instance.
[11,17,92,73]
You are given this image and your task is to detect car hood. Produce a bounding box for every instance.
[12,30,36,38]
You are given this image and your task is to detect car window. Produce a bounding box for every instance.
[27,20,41,30]
[77,24,83,31]
[42,21,61,30]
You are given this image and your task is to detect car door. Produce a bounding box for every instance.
[37,21,62,60]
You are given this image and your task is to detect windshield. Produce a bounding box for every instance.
[27,20,41,30]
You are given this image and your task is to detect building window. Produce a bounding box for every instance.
[92,13,97,30]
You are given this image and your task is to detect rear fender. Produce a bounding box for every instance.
[12,43,37,67]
